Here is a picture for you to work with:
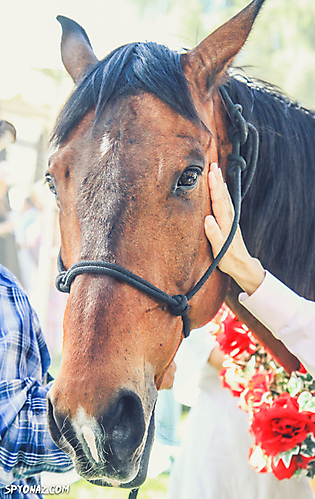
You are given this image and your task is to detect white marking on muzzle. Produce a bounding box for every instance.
[73,406,100,463]
[82,425,99,463]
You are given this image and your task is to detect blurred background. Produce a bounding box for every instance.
[1,0,315,496]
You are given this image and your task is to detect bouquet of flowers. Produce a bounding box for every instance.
[213,304,315,480]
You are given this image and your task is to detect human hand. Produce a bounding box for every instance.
[208,345,225,371]
[159,361,176,390]
[204,163,265,295]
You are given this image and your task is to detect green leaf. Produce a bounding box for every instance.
[300,434,315,458]
[298,391,315,412]
[288,376,304,396]
[306,460,315,479]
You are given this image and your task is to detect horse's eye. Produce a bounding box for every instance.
[177,167,202,190]
[45,174,57,196]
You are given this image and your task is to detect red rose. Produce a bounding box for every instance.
[271,454,314,480]
[216,315,256,358]
[251,392,315,456]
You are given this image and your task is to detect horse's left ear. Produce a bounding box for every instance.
[57,16,98,83]
[181,0,265,97]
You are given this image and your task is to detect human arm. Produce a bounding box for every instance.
[159,361,176,390]
[0,266,73,486]
[238,271,315,377]
[208,344,225,371]
[204,163,315,377]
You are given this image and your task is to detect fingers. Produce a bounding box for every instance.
[205,162,258,280]
[209,162,234,214]
[204,214,226,258]
[208,163,234,235]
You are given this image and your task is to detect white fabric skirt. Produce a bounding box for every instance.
[167,363,314,499]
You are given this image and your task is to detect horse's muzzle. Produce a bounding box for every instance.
[47,390,153,486]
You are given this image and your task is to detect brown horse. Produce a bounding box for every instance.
[47,0,308,489]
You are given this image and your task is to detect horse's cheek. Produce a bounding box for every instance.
[189,270,230,329]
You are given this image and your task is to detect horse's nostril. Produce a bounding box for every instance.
[110,393,145,461]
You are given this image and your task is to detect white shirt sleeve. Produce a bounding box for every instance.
[239,271,315,377]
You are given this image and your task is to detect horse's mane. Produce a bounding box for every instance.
[51,40,315,300]
[51,42,198,146]
[225,73,315,299]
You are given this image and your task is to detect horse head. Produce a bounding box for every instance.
[47,0,265,488]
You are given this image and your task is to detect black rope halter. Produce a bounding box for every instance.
[55,86,259,340]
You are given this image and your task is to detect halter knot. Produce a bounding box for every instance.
[227,110,248,146]
[55,271,70,293]
[168,294,189,317]
[169,294,190,338]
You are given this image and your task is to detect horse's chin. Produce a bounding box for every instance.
[87,409,155,489]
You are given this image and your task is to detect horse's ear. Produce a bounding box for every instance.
[57,16,98,83]
[181,0,265,96]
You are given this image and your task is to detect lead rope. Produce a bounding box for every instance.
[128,489,139,499]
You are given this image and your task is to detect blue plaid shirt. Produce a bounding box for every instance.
[0,265,73,497]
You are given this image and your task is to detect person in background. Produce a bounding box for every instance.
[13,196,40,294]
[0,263,73,498]
[167,324,314,499]
[0,182,20,280]
[0,121,20,281]
[0,122,72,498]
[167,162,315,497]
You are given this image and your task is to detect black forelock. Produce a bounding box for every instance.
[51,42,199,146]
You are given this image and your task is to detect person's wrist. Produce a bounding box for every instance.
[229,256,265,295]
